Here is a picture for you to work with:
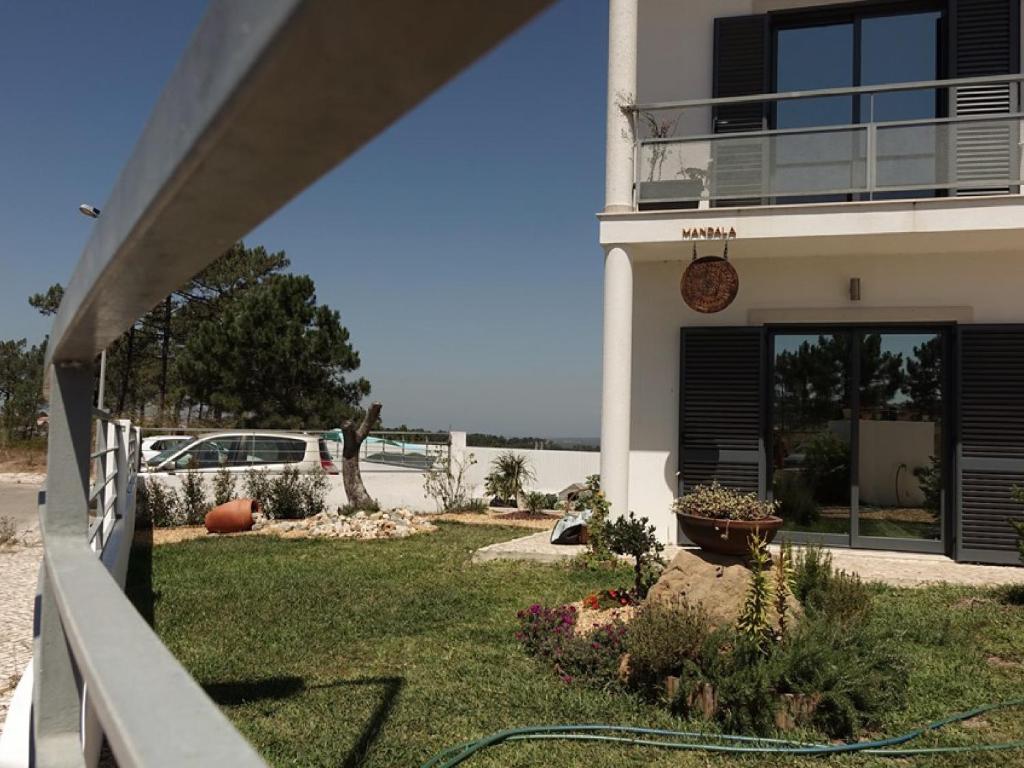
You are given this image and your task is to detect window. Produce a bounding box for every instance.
[172,436,245,470]
[246,436,307,466]
[770,328,946,545]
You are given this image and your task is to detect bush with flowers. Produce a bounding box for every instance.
[582,587,637,611]
[515,602,628,687]
[673,481,779,521]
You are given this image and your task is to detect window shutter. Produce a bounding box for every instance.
[712,14,770,206]
[949,0,1021,195]
[956,327,1024,563]
[679,328,766,497]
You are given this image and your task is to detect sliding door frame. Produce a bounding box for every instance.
[766,322,954,555]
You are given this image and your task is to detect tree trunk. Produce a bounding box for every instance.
[341,401,382,510]
[116,326,136,415]
[159,294,172,420]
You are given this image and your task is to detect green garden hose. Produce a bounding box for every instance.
[420,698,1024,767]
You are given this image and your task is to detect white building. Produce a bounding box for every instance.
[599,0,1024,563]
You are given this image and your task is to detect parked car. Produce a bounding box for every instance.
[141,435,194,462]
[144,432,339,475]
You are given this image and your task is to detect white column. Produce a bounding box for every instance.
[600,246,633,518]
[600,0,637,518]
[604,0,638,213]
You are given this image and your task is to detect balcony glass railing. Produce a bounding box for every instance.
[633,74,1024,208]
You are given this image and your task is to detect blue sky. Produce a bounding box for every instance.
[0,1,607,438]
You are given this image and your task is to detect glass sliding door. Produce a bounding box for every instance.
[770,327,948,553]
[855,332,944,542]
[771,333,852,538]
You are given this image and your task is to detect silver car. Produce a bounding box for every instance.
[145,432,339,475]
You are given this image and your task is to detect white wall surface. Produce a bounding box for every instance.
[627,249,1024,543]
[141,447,601,515]
[458,447,600,500]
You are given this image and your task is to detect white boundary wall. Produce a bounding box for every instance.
[142,435,600,513]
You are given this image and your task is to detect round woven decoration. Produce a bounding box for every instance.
[681,256,739,313]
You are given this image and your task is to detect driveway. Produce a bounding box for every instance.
[0,476,43,724]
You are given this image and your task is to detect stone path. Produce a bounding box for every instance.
[0,544,41,724]
[473,531,1024,588]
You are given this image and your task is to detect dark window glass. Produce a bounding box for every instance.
[857,332,943,540]
[248,437,306,465]
[772,333,852,534]
[174,437,243,470]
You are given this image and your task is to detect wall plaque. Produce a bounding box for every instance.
[681,255,738,313]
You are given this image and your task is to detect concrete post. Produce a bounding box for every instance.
[600,247,633,519]
[604,0,638,213]
[600,0,637,518]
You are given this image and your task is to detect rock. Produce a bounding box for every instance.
[646,549,801,629]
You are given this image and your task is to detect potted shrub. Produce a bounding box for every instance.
[672,482,782,555]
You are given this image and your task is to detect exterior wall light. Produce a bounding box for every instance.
[849,277,861,301]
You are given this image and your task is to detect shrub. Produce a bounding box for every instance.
[673,482,779,521]
[515,603,578,660]
[269,466,306,520]
[773,471,818,525]
[300,468,329,517]
[555,620,628,688]
[484,451,534,507]
[1010,486,1024,564]
[914,456,942,514]
[606,512,665,598]
[571,475,612,559]
[244,469,274,516]
[141,479,183,527]
[772,618,909,738]
[737,534,774,654]
[524,491,547,514]
[791,543,870,624]
[625,599,710,697]
[178,469,209,525]
[423,452,477,512]
[801,432,851,505]
[0,515,16,545]
[791,542,834,605]
[212,467,237,507]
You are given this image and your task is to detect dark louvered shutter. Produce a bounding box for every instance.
[957,327,1024,563]
[949,0,1021,195]
[679,328,765,497]
[712,15,770,206]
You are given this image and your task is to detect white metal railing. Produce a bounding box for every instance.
[633,73,1024,207]
[19,1,553,766]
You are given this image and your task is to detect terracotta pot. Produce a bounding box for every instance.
[205,498,259,534]
[676,513,784,556]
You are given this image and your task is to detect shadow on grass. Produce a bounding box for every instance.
[124,521,157,626]
[203,675,405,768]
[1003,583,1024,606]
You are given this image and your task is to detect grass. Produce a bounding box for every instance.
[127,523,1024,768]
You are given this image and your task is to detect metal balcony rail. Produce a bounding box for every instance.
[632,73,1024,208]
[21,1,553,766]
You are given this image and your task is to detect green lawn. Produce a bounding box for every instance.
[127,523,1024,768]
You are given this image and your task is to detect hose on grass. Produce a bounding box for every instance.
[420,697,1024,767]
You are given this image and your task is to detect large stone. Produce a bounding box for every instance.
[646,549,801,629]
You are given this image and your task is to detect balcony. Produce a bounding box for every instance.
[633,74,1024,210]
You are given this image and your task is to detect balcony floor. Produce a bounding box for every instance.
[599,193,1024,261]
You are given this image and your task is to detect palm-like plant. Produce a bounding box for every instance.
[484,451,535,508]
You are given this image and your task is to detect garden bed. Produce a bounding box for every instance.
[128,523,1024,768]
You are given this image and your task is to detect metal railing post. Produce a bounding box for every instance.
[33,362,94,767]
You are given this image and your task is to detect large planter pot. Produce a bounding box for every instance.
[676,513,784,556]
[205,498,259,534]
